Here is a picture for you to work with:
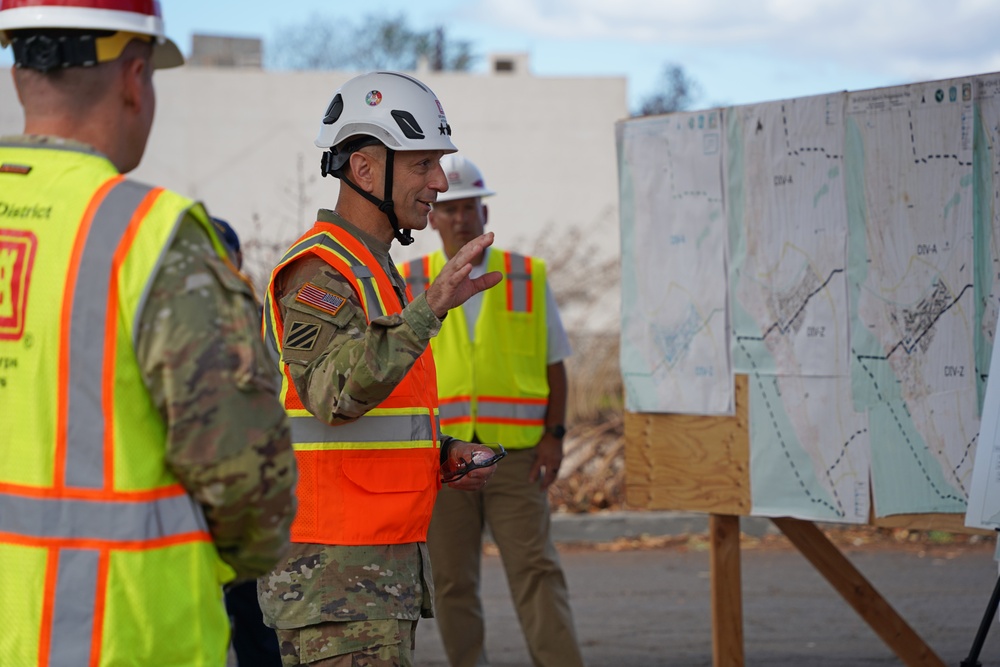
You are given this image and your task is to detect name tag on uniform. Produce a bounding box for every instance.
[295,282,346,317]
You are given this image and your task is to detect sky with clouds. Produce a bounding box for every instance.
[4,0,1000,110]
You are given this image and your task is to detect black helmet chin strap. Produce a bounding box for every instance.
[323,147,414,246]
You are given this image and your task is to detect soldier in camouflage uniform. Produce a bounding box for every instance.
[258,72,502,666]
[0,2,296,664]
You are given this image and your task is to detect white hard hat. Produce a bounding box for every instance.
[0,0,184,69]
[316,70,457,172]
[436,153,496,203]
[316,71,458,247]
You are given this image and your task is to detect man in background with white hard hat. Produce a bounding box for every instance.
[258,72,503,666]
[399,154,584,667]
[0,1,297,664]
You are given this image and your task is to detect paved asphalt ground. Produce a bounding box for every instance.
[229,511,1000,666]
[411,511,1000,667]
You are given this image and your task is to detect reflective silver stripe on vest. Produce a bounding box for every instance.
[278,234,385,318]
[0,491,208,541]
[49,549,99,667]
[477,399,548,422]
[66,180,155,490]
[439,401,472,422]
[290,412,435,445]
[507,252,532,313]
[405,259,429,297]
[351,264,384,317]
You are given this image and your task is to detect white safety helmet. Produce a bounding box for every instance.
[317,71,457,167]
[0,0,184,70]
[435,154,496,203]
[316,71,458,246]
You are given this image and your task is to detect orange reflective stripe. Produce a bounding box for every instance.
[524,255,533,312]
[504,251,514,312]
[438,395,471,404]
[504,252,533,313]
[478,394,547,404]
[0,530,212,551]
[37,546,59,667]
[0,480,192,502]
[90,552,111,667]
[56,175,123,492]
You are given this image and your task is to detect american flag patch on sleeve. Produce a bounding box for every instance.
[295,282,347,316]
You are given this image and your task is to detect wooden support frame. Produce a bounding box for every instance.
[772,517,945,666]
[710,514,744,667]
[626,374,984,666]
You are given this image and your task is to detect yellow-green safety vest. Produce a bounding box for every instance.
[401,248,549,448]
[0,142,233,667]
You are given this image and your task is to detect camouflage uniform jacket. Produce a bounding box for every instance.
[258,209,445,630]
[3,135,297,581]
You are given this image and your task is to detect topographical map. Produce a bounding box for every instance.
[618,110,731,415]
[726,94,870,522]
[847,78,977,516]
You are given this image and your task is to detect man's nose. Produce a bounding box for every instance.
[431,164,449,192]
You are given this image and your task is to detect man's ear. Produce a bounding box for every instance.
[348,150,379,194]
[482,203,489,229]
[120,56,148,113]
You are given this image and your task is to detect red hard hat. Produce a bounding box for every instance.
[0,0,183,68]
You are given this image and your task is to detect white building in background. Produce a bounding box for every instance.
[0,37,628,327]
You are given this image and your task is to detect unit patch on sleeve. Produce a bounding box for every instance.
[284,321,321,351]
[295,282,347,317]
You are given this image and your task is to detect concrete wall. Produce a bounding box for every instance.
[0,67,628,259]
[0,63,627,326]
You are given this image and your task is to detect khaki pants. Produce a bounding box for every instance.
[275,619,416,667]
[427,446,584,667]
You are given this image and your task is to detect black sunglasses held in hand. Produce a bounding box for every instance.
[442,443,506,483]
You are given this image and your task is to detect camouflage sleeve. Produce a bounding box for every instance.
[275,255,440,423]
[136,212,297,581]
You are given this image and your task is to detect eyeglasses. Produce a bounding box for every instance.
[441,443,506,483]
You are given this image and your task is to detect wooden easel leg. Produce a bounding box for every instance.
[710,513,745,667]
[771,516,946,667]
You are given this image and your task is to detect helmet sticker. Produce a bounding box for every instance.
[435,100,445,115]
[366,90,383,107]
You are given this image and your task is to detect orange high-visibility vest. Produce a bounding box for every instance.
[400,249,549,448]
[0,141,232,667]
[263,221,441,546]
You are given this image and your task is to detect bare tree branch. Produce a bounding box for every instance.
[634,63,702,117]
[268,13,476,72]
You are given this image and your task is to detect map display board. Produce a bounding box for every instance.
[618,72,1000,523]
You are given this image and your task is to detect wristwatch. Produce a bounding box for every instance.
[545,424,567,439]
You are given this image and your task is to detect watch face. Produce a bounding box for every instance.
[549,425,566,438]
